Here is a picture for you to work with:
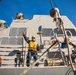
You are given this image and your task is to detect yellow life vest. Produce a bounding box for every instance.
[28,41,37,51]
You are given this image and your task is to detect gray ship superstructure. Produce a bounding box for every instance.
[0,12,76,75]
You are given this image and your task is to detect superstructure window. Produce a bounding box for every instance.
[9,37,17,45]
[54,28,63,36]
[42,28,53,37]
[9,28,18,36]
[1,37,9,44]
[17,28,27,36]
[17,37,23,45]
[0,38,2,44]
[65,29,76,36]
[1,37,24,45]
[54,28,63,34]
[54,28,76,37]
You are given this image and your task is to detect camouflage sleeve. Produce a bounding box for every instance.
[37,44,40,51]
[23,34,30,43]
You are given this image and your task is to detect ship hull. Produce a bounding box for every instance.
[0,66,74,75]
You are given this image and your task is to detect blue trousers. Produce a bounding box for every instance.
[26,50,38,66]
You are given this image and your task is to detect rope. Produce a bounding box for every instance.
[50,6,75,71]
[65,30,73,38]
[20,41,58,75]
[50,0,54,8]
[61,19,75,71]
[58,41,66,65]
[53,28,66,65]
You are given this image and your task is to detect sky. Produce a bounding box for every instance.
[0,0,76,27]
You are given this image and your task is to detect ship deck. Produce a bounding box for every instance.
[0,66,75,75]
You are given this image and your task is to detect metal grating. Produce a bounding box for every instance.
[48,51,63,59]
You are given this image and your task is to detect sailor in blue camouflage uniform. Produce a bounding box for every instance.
[23,32,39,67]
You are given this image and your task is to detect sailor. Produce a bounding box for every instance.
[15,50,22,67]
[0,57,2,67]
[22,32,39,67]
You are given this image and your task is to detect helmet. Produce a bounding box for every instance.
[32,35,36,39]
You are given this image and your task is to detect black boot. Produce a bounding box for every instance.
[35,62,39,67]
[44,59,48,66]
